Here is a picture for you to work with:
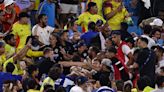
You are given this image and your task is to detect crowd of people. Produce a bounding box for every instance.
[0,0,164,92]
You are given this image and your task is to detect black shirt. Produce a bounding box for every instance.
[60,41,75,55]
[38,57,55,79]
[136,48,156,86]
[120,30,133,41]
[72,50,88,61]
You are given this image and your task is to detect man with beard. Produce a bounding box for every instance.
[3,34,16,59]
[111,31,134,66]
[32,14,57,45]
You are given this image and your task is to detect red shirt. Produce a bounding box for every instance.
[2,11,17,32]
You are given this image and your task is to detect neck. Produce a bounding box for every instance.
[51,44,56,48]
[158,55,163,61]
[79,50,83,54]
[31,74,35,78]
[38,23,44,28]
[44,55,49,58]
[89,11,95,14]
[92,54,96,59]
[61,40,65,46]
[19,21,24,24]
[116,40,121,46]
[79,85,86,91]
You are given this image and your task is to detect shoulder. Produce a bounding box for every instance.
[79,12,89,17]
[32,24,40,31]
[12,22,19,27]
[46,26,55,30]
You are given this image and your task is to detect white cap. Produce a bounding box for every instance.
[150,18,163,27]
[4,0,15,7]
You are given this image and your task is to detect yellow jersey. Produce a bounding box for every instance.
[0,54,6,67]
[3,57,18,75]
[26,49,43,58]
[12,22,31,52]
[5,44,16,58]
[27,89,40,92]
[104,0,128,30]
[40,77,55,92]
[76,12,106,32]
[34,0,40,10]
[87,0,104,16]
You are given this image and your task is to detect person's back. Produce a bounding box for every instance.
[136,38,156,86]
[38,57,54,73]
[80,22,98,46]
[81,31,98,46]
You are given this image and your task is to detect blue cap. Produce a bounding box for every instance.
[76,76,88,85]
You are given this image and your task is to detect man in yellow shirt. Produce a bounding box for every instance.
[76,2,106,32]
[40,65,62,91]
[87,0,104,16]
[4,34,16,59]
[3,39,32,75]
[12,12,31,52]
[0,42,6,71]
[103,0,129,31]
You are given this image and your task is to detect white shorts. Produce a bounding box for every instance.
[60,3,78,14]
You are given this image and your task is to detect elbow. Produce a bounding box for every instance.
[105,13,115,20]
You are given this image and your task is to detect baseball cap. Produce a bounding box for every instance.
[76,76,88,85]
[4,0,14,7]
[150,18,163,27]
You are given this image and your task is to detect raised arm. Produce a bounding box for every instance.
[104,3,123,20]
[13,39,32,62]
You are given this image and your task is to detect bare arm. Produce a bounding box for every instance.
[13,39,32,62]
[105,4,123,20]
[127,52,134,66]
[7,9,16,25]
[59,61,86,67]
